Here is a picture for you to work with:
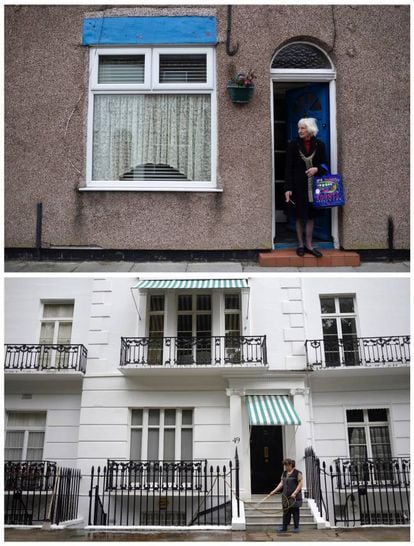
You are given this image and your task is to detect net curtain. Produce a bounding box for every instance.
[92,94,211,181]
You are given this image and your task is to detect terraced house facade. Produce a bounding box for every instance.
[5,4,409,260]
[4,276,410,530]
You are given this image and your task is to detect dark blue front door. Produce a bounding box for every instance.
[285,83,331,241]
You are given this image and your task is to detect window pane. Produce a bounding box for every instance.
[164,409,176,426]
[341,318,357,335]
[57,322,72,344]
[178,295,192,311]
[272,43,331,69]
[149,409,160,426]
[130,429,142,460]
[339,297,355,313]
[7,412,46,427]
[225,313,240,333]
[92,94,211,182]
[43,304,73,318]
[197,295,211,311]
[98,55,145,84]
[159,54,207,83]
[368,409,388,422]
[181,429,193,460]
[196,314,211,335]
[131,409,143,426]
[5,431,25,461]
[182,410,193,425]
[346,409,364,423]
[148,429,159,460]
[163,429,175,460]
[370,426,392,459]
[149,315,164,335]
[322,318,338,336]
[178,314,192,334]
[26,432,45,460]
[150,295,165,312]
[320,297,335,314]
[40,322,55,344]
[225,294,240,310]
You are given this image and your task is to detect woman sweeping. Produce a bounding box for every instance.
[285,117,327,258]
[269,458,303,533]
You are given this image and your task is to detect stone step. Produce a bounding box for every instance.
[245,513,316,523]
[258,248,360,267]
[246,521,318,531]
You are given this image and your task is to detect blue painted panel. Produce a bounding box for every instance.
[82,16,217,46]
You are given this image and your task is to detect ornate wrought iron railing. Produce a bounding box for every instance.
[304,448,410,526]
[120,336,267,367]
[88,459,236,526]
[4,344,88,373]
[4,461,81,525]
[305,336,410,369]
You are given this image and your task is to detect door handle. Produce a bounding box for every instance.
[264,446,269,462]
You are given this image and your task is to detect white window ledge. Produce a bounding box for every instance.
[79,186,223,193]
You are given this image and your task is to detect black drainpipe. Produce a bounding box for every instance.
[226,5,239,56]
[36,202,43,261]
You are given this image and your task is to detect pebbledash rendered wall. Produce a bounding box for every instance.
[5,4,410,251]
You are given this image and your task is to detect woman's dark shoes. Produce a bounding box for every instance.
[305,246,323,258]
[296,246,305,257]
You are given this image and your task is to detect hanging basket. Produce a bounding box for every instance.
[227,83,255,104]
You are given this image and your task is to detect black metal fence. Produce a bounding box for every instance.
[88,459,235,526]
[120,336,267,367]
[305,336,410,369]
[304,448,410,526]
[4,344,88,373]
[4,461,81,525]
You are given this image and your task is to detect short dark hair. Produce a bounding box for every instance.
[283,458,295,468]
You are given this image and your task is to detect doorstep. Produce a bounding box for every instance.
[259,249,360,267]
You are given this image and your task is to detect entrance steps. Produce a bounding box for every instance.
[259,249,360,267]
[244,495,318,531]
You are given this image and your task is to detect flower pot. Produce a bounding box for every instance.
[227,83,255,104]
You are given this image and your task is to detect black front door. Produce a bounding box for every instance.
[250,426,283,493]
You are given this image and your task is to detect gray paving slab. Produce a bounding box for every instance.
[4,261,28,272]
[129,261,188,272]
[73,261,136,272]
[4,525,410,542]
[7,261,79,273]
[186,261,243,272]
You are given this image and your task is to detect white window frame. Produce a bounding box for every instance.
[130,408,193,461]
[39,302,74,345]
[346,408,392,460]
[5,412,47,461]
[85,46,218,192]
[320,295,359,339]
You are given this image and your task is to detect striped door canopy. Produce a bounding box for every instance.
[246,395,301,426]
[133,279,248,289]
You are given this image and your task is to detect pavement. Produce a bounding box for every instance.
[4,526,411,542]
[4,260,410,273]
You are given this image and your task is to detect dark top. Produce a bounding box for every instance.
[284,137,327,220]
[281,469,303,506]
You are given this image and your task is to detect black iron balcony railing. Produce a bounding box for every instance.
[120,335,267,367]
[305,336,410,369]
[4,460,81,525]
[305,447,410,527]
[4,344,88,373]
[88,458,236,526]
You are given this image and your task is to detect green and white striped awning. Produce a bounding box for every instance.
[246,395,301,426]
[134,279,248,290]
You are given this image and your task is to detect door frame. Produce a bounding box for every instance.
[270,44,339,248]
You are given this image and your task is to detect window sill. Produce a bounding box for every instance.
[79,185,223,193]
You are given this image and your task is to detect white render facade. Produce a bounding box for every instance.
[4,275,410,527]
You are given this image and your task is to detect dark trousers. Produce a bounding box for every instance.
[282,507,300,529]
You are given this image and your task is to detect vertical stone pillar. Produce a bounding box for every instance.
[226,388,247,497]
[290,387,310,487]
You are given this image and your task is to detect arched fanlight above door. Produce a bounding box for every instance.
[272,42,332,69]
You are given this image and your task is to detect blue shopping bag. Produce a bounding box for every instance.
[312,164,345,208]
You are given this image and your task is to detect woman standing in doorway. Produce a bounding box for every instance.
[269,458,303,533]
[285,117,327,258]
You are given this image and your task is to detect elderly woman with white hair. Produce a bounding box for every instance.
[284,117,327,257]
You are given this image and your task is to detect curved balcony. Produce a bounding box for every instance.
[120,336,267,368]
